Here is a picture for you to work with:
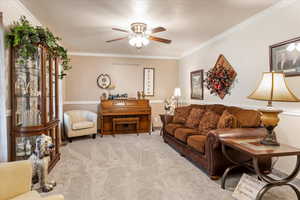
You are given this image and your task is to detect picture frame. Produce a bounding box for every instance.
[143,68,155,96]
[270,37,300,77]
[190,69,204,100]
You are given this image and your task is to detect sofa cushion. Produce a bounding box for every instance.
[198,110,221,135]
[72,121,94,130]
[173,106,192,124]
[165,123,184,135]
[205,104,226,115]
[227,106,261,128]
[185,108,206,128]
[174,128,199,143]
[187,135,207,153]
[217,110,238,129]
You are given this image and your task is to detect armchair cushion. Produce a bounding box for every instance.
[72,121,94,130]
[10,191,40,200]
[0,161,32,200]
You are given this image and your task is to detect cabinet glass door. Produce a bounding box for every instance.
[14,47,42,127]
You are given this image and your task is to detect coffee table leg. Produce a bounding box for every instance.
[253,156,300,200]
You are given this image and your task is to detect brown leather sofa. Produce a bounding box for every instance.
[163,104,271,179]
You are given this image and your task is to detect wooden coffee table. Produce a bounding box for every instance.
[220,138,300,200]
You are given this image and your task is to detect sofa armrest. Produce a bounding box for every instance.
[208,128,267,149]
[165,115,174,125]
[86,111,97,124]
[42,195,64,200]
[0,161,32,200]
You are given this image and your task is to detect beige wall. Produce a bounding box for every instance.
[64,55,179,127]
[179,0,300,176]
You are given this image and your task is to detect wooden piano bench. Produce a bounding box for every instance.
[113,117,140,136]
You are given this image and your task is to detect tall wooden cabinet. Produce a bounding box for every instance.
[10,44,60,171]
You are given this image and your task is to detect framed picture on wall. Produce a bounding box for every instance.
[270,37,300,77]
[143,68,155,96]
[190,69,204,100]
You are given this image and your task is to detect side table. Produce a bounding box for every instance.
[220,138,300,200]
[159,114,172,136]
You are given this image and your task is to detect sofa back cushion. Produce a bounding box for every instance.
[227,106,261,128]
[204,104,226,115]
[217,110,238,129]
[185,108,206,128]
[173,106,192,124]
[198,110,221,135]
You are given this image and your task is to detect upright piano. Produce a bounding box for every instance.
[98,99,151,135]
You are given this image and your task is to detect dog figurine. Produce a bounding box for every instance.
[28,134,56,192]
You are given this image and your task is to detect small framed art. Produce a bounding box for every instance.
[190,69,204,100]
[143,68,155,96]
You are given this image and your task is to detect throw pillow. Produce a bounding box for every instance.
[198,110,221,135]
[173,106,192,124]
[185,108,206,128]
[217,110,238,129]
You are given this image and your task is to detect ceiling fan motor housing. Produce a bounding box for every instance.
[131,23,147,34]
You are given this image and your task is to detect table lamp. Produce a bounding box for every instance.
[174,88,181,107]
[248,72,300,146]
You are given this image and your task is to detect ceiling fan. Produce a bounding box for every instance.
[106,22,172,49]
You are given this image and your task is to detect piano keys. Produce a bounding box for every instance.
[98,99,151,135]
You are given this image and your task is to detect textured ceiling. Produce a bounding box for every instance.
[20,0,280,57]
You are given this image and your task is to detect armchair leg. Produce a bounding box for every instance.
[92,134,96,139]
[68,138,72,143]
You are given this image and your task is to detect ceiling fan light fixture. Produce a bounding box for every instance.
[129,34,149,48]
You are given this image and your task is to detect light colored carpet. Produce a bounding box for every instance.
[46,131,298,200]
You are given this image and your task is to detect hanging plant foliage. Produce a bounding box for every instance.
[5,16,71,79]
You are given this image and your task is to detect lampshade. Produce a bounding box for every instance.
[248,72,300,102]
[174,88,181,97]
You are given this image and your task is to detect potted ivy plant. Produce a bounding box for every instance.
[5,16,71,79]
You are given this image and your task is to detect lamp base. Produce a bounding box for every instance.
[260,126,280,146]
[258,108,282,146]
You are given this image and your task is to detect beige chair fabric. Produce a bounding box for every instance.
[64,110,97,139]
[0,161,64,200]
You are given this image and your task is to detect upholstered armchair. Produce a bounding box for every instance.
[0,161,64,200]
[64,110,97,142]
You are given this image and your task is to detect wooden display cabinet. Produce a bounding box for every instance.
[10,44,60,171]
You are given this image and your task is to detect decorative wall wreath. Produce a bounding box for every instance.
[204,55,237,99]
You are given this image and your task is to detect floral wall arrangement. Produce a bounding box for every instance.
[204,55,237,99]
[5,16,71,79]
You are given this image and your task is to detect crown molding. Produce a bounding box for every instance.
[69,52,179,60]
[180,0,297,59]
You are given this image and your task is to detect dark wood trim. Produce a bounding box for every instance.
[190,69,204,100]
[143,67,155,97]
[269,36,300,77]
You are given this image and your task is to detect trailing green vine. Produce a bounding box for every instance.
[5,16,71,79]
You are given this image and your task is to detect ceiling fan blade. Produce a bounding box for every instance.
[151,26,166,34]
[106,37,128,43]
[149,36,171,44]
[112,28,129,33]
